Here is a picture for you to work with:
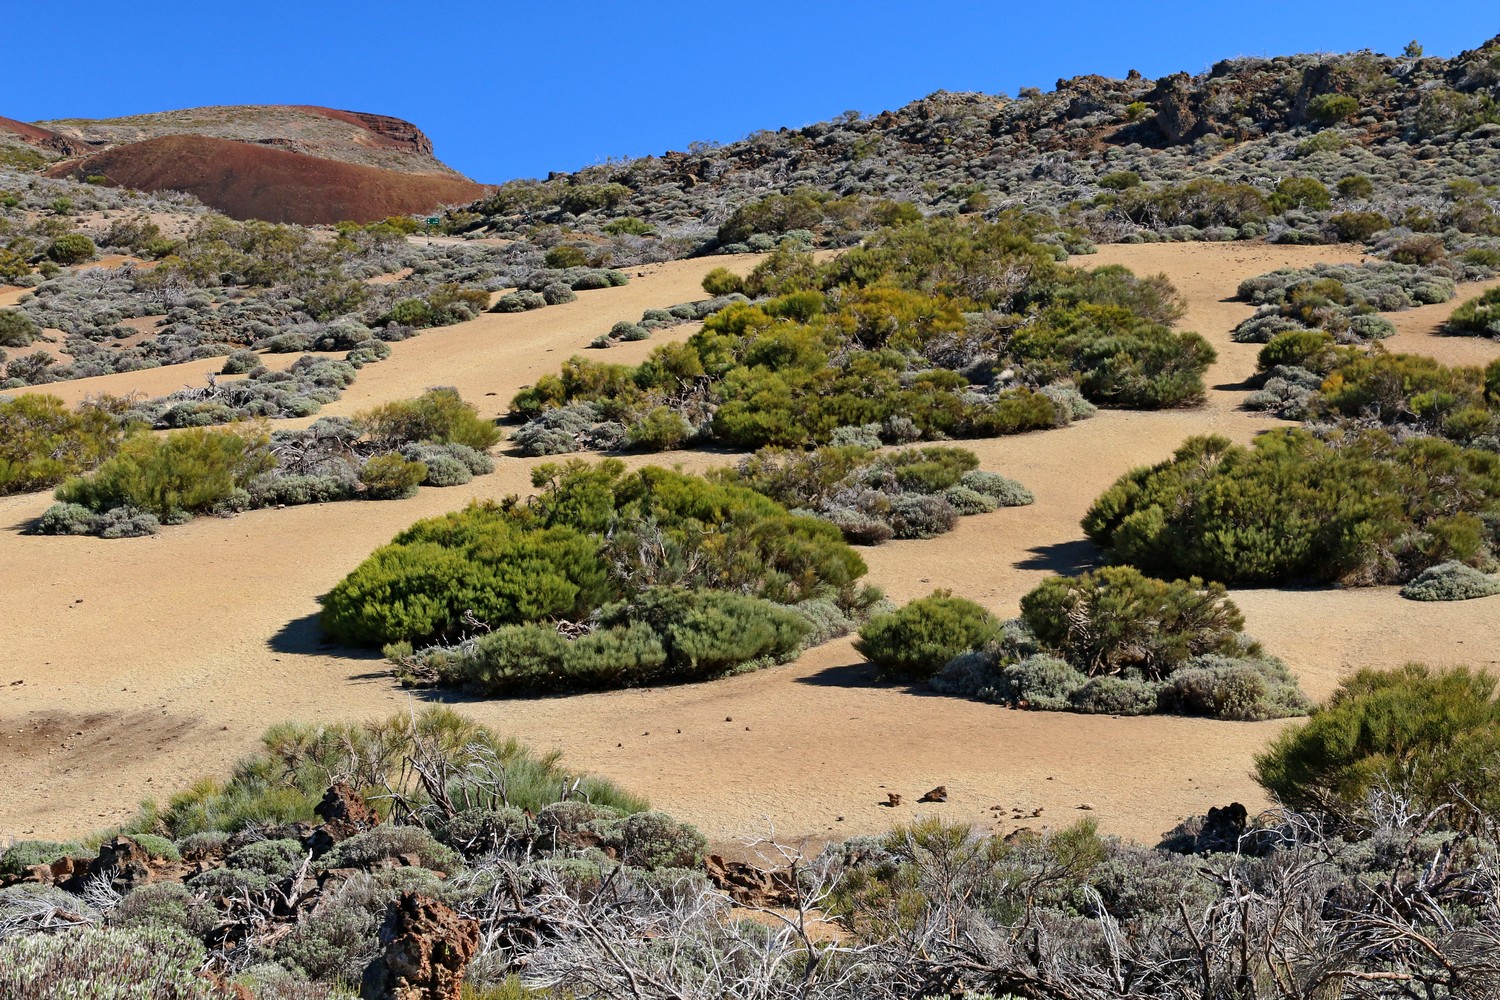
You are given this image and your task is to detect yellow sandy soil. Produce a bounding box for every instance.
[2,243,1498,851]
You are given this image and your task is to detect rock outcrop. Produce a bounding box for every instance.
[361,892,479,1000]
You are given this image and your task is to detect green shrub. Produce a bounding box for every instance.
[544,245,589,269]
[1306,93,1360,125]
[0,840,77,877]
[701,266,745,296]
[1256,330,1345,374]
[2,394,135,496]
[1255,664,1500,828]
[1447,287,1500,338]
[1336,175,1374,200]
[717,190,827,244]
[56,425,273,521]
[0,307,37,347]
[1018,567,1245,680]
[1118,179,1268,230]
[356,387,501,450]
[46,232,96,264]
[855,591,1002,681]
[320,509,608,646]
[626,407,691,450]
[359,453,427,499]
[1327,211,1390,243]
[323,461,864,648]
[1006,300,1216,408]
[1082,430,1500,585]
[1270,178,1332,213]
[1098,171,1141,191]
[602,217,655,236]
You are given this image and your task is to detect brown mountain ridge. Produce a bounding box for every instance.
[16,104,488,225]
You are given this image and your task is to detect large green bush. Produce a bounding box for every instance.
[323,459,867,650]
[855,591,1001,681]
[45,232,96,265]
[320,516,608,646]
[428,587,811,695]
[1018,567,1244,680]
[56,424,273,521]
[0,307,38,347]
[1083,429,1500,585]
[1,394,135,495]
[927,568,1307,720]
[1255,664,1500,828]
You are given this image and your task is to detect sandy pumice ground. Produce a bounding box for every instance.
[2,243,1498,852]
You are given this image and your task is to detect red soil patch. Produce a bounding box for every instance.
[47,135,487,225]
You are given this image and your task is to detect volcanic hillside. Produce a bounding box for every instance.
[452,34,1500,245]
[31,104,486,224]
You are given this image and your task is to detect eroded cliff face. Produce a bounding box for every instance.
[309,107,437,158]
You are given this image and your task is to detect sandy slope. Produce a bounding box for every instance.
[3,243,1499,852]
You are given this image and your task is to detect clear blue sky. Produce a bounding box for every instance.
[9,2,1497,183]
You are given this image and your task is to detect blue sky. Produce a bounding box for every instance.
[9,2,1496,182]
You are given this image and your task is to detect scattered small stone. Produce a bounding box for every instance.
[1078,803,1095,811]
[917,785,948,803]
[884,793,903,807]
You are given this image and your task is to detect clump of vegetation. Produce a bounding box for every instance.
[54,423,274,524]
[723,444,1031,545]
[587,292,748,348]
[1448,286,1500,338]
[509,218,1207,455]
[1083,429,1500,586]
[1247,340,1500,445]
[1233,261,1458,345]
[903,567,1310,720]
[855,591,1001,681]
[144,707,645,837]
[1256,664,1500,829]
[0,925,235,1000]
[1400,561,1500,601]
[36,388,498,536]
[0,393,138,495]
[324,458,879,694]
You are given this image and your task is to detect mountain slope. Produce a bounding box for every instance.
[42,133,486,225]
[453,35,1500,251]
[25,104,485,224]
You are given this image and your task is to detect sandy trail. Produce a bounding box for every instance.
[3,242,1499,851]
